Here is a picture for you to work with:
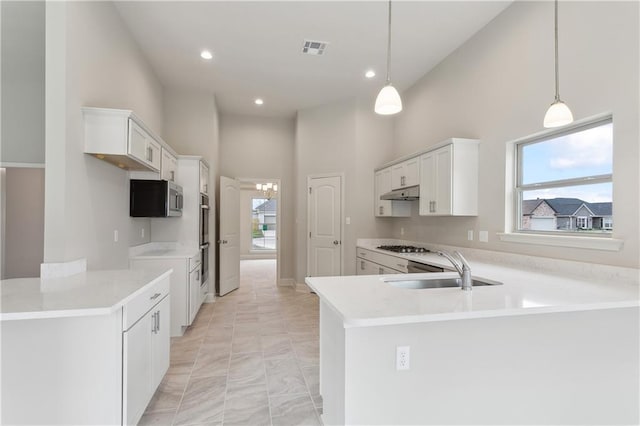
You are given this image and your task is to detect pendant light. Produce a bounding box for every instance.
[543,0,573,128]
[375,0,402,115]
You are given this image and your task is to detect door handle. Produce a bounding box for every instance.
[333,240,340,245]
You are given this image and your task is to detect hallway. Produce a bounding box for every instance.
[140,259,322,426]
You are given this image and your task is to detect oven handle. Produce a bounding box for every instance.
[407,261,444,273]
[200,243,209,250]
[201,204,210,210]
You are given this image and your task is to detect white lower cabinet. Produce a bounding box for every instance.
[356,248,407,275]
[130,253,202,337]
[123,295,170,425]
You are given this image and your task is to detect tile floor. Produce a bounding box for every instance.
[139,259,322,426]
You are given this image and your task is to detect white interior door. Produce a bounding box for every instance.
[219,176,240,296]
[307,175,342,277]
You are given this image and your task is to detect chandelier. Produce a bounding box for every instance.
[256,182,278,200]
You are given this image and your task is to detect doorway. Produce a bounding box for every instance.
[307,174,343,277]
[218,178,282,292]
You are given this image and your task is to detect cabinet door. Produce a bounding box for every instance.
[161,149,177,182]
[147,138,162,171]
[128,120,150,166]
[404,157,420,187]
[433,146,452,215]
[151,297,170,391]
[199,162,210,195]
[375,169,392,217]
[419,152,437,215]
[391,163,405,189]
[188,267,201,324]
[123,311,153,426]
[356,258,380,275]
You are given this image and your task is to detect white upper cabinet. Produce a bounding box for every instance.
[83,107,165,172]
[199,161,210,195]
[161,148,178,182]
[391,156,419,190]
[419,138,479,216]
[374,168,410,217]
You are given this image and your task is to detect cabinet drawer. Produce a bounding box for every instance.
[356,248,408,273]
[123,275,170,330]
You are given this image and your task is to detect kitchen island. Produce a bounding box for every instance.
[1,267,173,425]
[306,261,639,425]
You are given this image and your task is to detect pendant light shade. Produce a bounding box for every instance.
[544,0,573,128]
[543,100,573,128]
[375,84,402,115]
[375,0,402,115]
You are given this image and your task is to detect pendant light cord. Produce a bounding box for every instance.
[386,0,392,84]
[554,0,560,101]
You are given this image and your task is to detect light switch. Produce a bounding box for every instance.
[141,228,145,238]
[345,217,351,225]
[479,231,488,242]
[114,230,119,242]
[467,230,474,241]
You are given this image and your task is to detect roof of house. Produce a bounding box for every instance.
[254,198,277,213]
[523,197,612,217]
[522,199,544,215]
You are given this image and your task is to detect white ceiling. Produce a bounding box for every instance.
[115,1,512,117]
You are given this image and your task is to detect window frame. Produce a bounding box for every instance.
[513,115,613,237]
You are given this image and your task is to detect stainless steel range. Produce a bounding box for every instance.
[377,245,430,254]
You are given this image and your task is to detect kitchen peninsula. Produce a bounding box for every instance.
[1,267,173,425]
[306,254,639,425]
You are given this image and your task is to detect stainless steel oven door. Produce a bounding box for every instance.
[200,244,209,285]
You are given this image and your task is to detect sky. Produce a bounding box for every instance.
[521,122,613,203]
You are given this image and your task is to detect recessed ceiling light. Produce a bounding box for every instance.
[365,70,376,79]
[200,50,213,60]
[254,98,264,106]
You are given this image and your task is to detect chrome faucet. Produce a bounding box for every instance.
[436,250,473,291]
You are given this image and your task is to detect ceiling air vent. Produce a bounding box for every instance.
[302,39,329,56]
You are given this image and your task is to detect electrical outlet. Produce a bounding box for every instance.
[467,230,474,241]
[479,231,489,242]
[396,346,410,370]
[113,230,119,243]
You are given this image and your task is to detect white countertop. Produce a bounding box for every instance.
[306,243,639,328]
[0,268,172,321]
[129,242,200,260]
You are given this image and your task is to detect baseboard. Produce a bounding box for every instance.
[278,278,296,287]
[295,282,315,293]
[204,293,216,303]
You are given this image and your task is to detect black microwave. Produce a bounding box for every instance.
[130,179,183,217]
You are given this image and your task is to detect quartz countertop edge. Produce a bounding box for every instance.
[129,242,199,259]
[0,268,173,321]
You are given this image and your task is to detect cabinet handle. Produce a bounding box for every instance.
[203,184,208,193]
[156,310,160,332]
[379,205,384,215]
[150,292,161,300]
[170,170,175,181]
[196,270,200,281]
[401,176,405,186]
[151,312,157,333]
[378,267,384,274]
[432,200,436,213]
[360,260,365,270]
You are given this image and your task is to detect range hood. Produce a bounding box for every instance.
[380,185,420,201]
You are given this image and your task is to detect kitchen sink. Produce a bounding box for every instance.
[385,277,502,289]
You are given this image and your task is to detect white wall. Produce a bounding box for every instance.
[219,113,295,281]
[294,98,395,283]
[162,87,220,292]
[1,1,45,165]
[44,2,163,269]
[391,1,639,268]
[2,168,45,278]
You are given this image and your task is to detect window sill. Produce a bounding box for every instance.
[497,232,624,252]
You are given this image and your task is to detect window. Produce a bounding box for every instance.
[251,197,277,251]
[515,117,613,235]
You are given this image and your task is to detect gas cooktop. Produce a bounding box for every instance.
[377,245,430,254]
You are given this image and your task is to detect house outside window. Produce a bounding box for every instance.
[252,198,277,250]
[515,116,613,235]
